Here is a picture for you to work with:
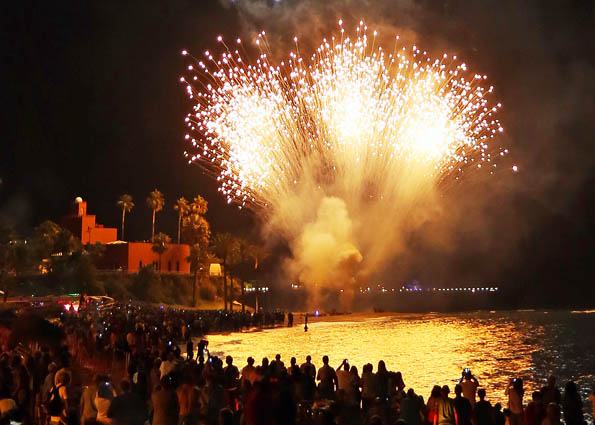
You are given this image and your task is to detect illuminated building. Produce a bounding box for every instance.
[63,198,191,274]
[99,241,190,274]
[62,197,117,244]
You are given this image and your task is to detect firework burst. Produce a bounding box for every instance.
[181,22,507,217]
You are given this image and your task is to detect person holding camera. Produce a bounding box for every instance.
[459,369,480,407]
[505,378,525,425]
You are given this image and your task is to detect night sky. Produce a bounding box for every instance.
[2,0,594,299]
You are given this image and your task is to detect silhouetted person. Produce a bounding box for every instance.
[376,361,390,400]
[300,356,316,380]
[107,380,147,425]
[493,403,505,425]
[80,374,100,425]
[541,376,561,407]
[427,385,442,425]
[361,364,379,414]
[271,354,286,378]
[151,376,179,425]
[244,380,273,425]
[436,385,456,425]
[400,388,424,425]
[541,403,561,425]
[474,389,493,425]
[241,357,258,390]
[177,374,198,425]
[561,381,585,425]
[223,356,239,390]
[459,369,479,407]
[317,356,337,400]
[288,357,297,375]
[524,391,544,425]
[454,384,472,425]
[506,378,524,425]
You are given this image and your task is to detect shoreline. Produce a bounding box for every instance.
[202,308,595,338]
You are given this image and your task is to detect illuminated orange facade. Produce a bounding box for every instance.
[100,242,191,274]
[63,198,191,274]
[62,199,118,244]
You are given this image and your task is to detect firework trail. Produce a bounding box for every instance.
[181,21,509,295]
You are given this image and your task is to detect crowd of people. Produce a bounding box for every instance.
[0,303,592,425]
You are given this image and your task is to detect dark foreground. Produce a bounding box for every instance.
[0,302,592,425]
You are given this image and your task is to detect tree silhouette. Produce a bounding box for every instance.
[183,195,211,306]
[146,189,165,240]
[173,197,190,244]
[116,194,134,241]
[151,232,171,272]
[211,233,240,311]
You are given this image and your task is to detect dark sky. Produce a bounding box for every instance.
[2,0,594,297]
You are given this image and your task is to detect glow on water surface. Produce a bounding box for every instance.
[205,310,594,418]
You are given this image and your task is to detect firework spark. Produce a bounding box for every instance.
[181,22,508,289]
[182,22,505,213]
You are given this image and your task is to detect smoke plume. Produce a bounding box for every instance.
[212,0,595,308]
[289,196,362,288]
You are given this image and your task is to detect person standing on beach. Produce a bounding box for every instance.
[561,381,585,425]
[460,370,480,407]
[506,378,525,425]
[454,384,472,425]
[300,356,316,380]
[541,376,561,407]
[317,356,337,400]
[436,385,457,425]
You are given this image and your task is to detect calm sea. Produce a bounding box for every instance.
[205,310,595,423]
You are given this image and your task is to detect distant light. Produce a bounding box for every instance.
[512,165,518,172]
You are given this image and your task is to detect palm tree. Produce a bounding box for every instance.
[116,194,134,241]
[211,233,240,311]
[146,189,165,240]
[187,247,216,307]
[189,196,208,215]
[245,243,270,270]
[151,232,171,272]
[182,195,211,306]
[173,197,190,244]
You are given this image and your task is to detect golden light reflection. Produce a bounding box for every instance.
[206,313,546,405]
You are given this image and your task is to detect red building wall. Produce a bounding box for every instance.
[100,242,190,274]
[88,227,118,245]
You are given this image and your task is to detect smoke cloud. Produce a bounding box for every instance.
[216,0,595,307]
[218,0,501,306]
[289,196,362,288]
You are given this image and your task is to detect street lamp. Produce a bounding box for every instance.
[246,286,269,312]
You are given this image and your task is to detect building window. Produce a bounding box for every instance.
[168,261,172,272]
[139,260,142,269]
[176,261,180,272]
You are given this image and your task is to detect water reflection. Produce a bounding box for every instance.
[206,310,595,417]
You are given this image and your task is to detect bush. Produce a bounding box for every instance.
[129,266,161,301]
[101,272,130,299]
[8,313,63,349]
